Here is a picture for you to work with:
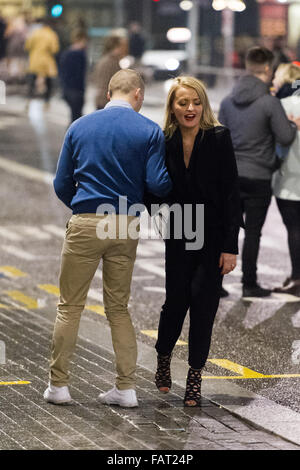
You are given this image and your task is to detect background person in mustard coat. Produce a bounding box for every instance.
[25,18,60,110]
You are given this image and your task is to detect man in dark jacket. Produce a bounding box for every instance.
[219,46,297,298]
[129,22,145,65]
[0,12,6,60]
[59,30,88,123]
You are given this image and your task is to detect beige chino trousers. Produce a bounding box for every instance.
[49,214,139,390]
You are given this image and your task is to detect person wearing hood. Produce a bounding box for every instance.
[219,46,297,298]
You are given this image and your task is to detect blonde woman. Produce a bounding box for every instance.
[154,76,243,406]
[272,62,300,99]
[272,63,300,296]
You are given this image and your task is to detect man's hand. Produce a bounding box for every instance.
[219,253,237,275]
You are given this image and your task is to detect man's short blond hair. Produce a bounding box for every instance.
[108,69,145,97]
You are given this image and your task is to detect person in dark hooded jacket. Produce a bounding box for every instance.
[219,46,297,298]
[0,13,6,60]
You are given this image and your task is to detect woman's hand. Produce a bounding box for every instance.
[219,253,237,275]
[288,114,300,131]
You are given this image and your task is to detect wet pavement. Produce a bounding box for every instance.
[1,83,300,453]
[0,300,299,451]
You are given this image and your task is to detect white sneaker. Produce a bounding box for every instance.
[98,386,138,408]
[43,382,72,405]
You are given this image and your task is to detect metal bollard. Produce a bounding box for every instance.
[0,340,5,364]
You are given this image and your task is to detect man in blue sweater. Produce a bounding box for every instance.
[44,69,172,407]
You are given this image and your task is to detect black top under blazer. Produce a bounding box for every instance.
[144,125,244,255]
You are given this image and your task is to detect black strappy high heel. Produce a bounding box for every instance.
[184,367,202,407]
[155,353,172,393]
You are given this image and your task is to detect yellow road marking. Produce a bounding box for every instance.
[255,374,300,379]
[37,286,106,317]
[203,375,253,379]
[0,266,28,278]
[0,303,9,309]
[202,374,300,380]
[5,291,38,309]
[0,381,31,386]
[141,330,188,346]
[202,374,300,379]
[86,305,106,317]
[38,284,60,296]
[206,359,300,379]
[208,359,265,378]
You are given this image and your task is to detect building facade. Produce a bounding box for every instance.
[0,0,299,65]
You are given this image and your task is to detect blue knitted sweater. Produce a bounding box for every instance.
[54,102,172,214]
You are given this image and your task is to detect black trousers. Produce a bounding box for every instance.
[239,177,272,286]
[27,74,53,102]
[155,230,223,369]
[276,198,300,279]
[63,89,84,123]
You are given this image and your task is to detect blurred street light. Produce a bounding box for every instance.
[167,27,192,43]
[119,56,134,69]
[212,0,246,12]
[179,0,194,11]
[165,58,181,71]
[50,4,63,18]
[212,0,226,10]
[227,0,246,11]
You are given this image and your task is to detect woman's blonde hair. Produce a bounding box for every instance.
[103,35,125,54]
[276,63,300,85]
[163,76,220,139]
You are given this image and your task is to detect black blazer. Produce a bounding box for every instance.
[144,125,244,254]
